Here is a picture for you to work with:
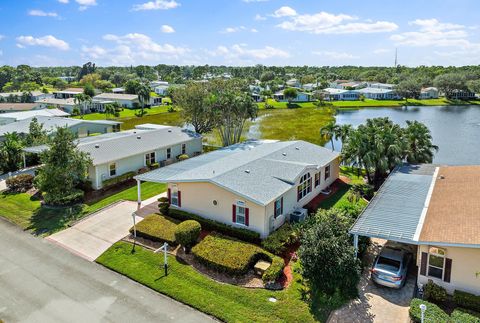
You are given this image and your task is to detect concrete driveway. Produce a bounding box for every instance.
[47,201,142,261]
[328,239,416,323]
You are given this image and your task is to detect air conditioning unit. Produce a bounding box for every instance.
[289,208,308,223]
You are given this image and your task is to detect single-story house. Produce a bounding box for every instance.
[0,103,40,113]
[135,140,340,238]
[0,116,120,141]
[53,88,84,99]
[357,87,402,100]
[367,82,395,90]
[0,108,69,126]
[274,90,312,102]
[448,90,476,100]
[0,91,53,102]
[93,93,139,109]
[350,164,480,295]
[153,85,169,96]
[150,81,169,90]
[26,125,202,190]
[420,87,439,99]
[323,88,360,101]
[286,79,301,88]
[35,98,77,113]
[111,87,125,94]
[302,82,322,91]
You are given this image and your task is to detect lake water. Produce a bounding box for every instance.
[330,105,480,165]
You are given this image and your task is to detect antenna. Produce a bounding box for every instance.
[394,48,398,67]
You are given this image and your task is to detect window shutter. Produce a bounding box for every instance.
[178,191,181,208]
[297,187,301,201]
[167,188,171,205]
[420,252,428,276]
[245,208,249,226]
[232,204,236,223]
[444,258,452,283]
[280,197,284,214]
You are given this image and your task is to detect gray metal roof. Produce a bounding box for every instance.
[136,140,340,206]
[350,164,437,244]
[93,93,138,101]
[25,126,200,166]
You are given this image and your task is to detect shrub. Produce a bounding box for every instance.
[261,223,298,255]
[43,188,84,206]
[131,214,179,244]
[262,255,284,283]
[178,154,189,161]
[454,290,480,313]
[168,209,260,243]
[351,183,374,200]
[158,197,170,215]
[424,279,448,303]
[149,162,160,169]
[175,220,201,251]
[409,298,449,323]
[6,174,34,192]
[102,171,136,188]
[451,308,480,323]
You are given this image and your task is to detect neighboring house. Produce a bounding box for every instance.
[286,79,301,88]
[111,87,126,94]
[420,87,439,99]
[350,164,480,296]
[135,140,340,238]
[150,81,169,90]
[35,98,77,113]
[0,108,69,126]
[323,88,360,101]
[0,91,53,102]
[93,93,139,109]
[26,125,202,190]
[0,103,39,113]
[273,90,312,102]
[302,82,322,91]
[448,90,476,100]
[357,87,402,100]
[53,88,84,99]
[0,116,120,141]
[367,82,396,90]
[154,85,169,96]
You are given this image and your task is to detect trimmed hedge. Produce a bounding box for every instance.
[175,220,201,249]
[454,290,480,313]
[451,308,480,323]
[262,255,284,284]
[261,223,298,255]
[131,214,180,244]
[102,171,136,188]
[6,174,34,192]
[168,209,260,243]
[409,298,449,323]
[158,197,170,215]
[424,279,448,303]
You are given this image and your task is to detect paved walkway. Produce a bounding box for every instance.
[328,239,415,323]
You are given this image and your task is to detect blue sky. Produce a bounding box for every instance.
[1,0,479,67]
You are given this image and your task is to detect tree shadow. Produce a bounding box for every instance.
[27,204,85,236]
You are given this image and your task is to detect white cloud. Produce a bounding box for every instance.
[16,35,70,50]
[82,32,188,65]
[132,0,179,11]
[251,28,258,33]
[58,0,69,3]
[254,14,266,21]
[208,44,290,63]
[76,0,97,10]
[276,10,397,34]
[221,26,258,34]
[161,25,175,33]
[272,6,297,18]
[28,10,58,17]
[313,50,359,60]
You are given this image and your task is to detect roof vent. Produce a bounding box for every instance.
[439,175,445,180]
[245,170,250,174]
[137,136,142,139]
[282,152,287,156]
[295,147,300,150]
[94,144,100,148]
[168,129,172,133]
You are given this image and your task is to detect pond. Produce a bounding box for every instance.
[331,105,480,165]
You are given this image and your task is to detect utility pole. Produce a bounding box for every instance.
[394,48,398,67]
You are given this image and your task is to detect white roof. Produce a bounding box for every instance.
[93,93,138,101]
[357,87,395,94]
[35,98,76,106]
[0,91,45,97]
[0,108,69,121]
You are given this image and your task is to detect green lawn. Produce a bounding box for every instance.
[0,182,166,236]
[97,241,345,322]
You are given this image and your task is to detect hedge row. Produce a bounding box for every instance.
[130,214,180,245]
[409,299,480,323]
[451,308,480,323]
[261,223,298,255]
[102,171,136,188]
[168,209,260,243]
[454,290,480,313]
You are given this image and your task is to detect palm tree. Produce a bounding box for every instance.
[104,103,115,120]
[0,132,24,172]
[74,93,92,118]
[320,121,340,150]
[137,82,151,117]
[404,120,438,163]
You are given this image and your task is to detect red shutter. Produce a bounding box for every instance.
[245,208,249,226]
[444,258,452,283]
[178,191,181,207]
[280,197,284,214]
[420,252,428,276]
[167,188,171,205]
[232,204,236,223]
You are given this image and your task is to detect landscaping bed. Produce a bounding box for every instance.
[131,214,180,244]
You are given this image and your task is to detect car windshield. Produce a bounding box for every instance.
[376,256,401,272]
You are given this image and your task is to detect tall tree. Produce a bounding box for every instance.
[395,78,422,102]
[0,132,24,173]
[283,87,298,107]
[74,93,92,117]
[137,82,151,116]
[320,121,339,150]
[34,127,91,206]
[83,83,95,97]
[403,120,438,163]
[25,118,48,147]
[434,73,468,99]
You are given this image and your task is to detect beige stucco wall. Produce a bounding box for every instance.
[417,244,480,295]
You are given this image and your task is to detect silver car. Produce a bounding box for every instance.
[371,243,413,289]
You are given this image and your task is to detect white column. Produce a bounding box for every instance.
[137,179,142,208]
[353,234,359,258]
[22,153,26,169]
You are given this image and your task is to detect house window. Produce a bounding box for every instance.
[428,247,445,279]
[109,163,116,177]
[181,143,186,155]
[314,171,321,187]
[145,152,155,166]
[171,186,179,206]
[297,173,312,201]
[236,201,246,225]
[166,148,171,159]
[325,165,331,181]
[274,197,283,218]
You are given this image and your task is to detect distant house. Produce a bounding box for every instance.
[286,79,301,88]
[0,103,39,113]
[93,93,139,109]
[53,88,84,99]
[420,87,439,99]
[0,116,120,141]
[150,81,169,90]
[0,108,69,126]
[302,82,322,91]
[357,87,402,100]
[367,82,396,90]
[35,98,77,113]
[448,90,476,100]
[351,164,480,296]
[323,88,359,101]
[0,91,53,102]
[328,80,366,90]
[273,90,312,102]
[154,85,169,96]
[26,125,202,190]
[111,87,126,94]
[136,140,340,238]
